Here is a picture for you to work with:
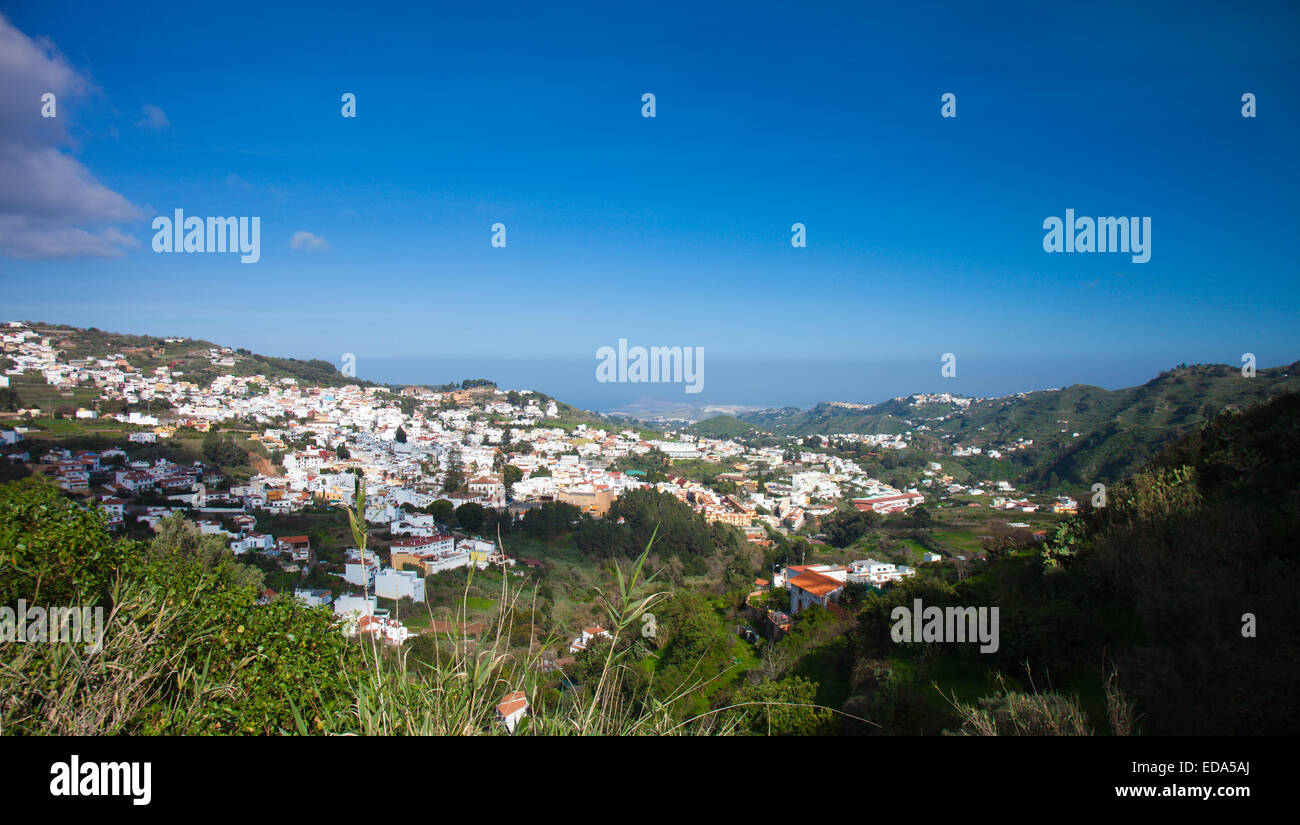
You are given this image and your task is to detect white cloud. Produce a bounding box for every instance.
[0,216,138,259]
[136,103,169,129]
[290,230,329,251]
[0,13,142,259]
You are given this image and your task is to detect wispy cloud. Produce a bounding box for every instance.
[136,103,169,129]
[225,172,284,197]
[290,230,329,251]
[0,13,142,259]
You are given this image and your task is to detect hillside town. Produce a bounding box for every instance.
[1,321,1073,656]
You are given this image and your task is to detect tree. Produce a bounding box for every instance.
[841,580,868,606]
[394,427,407,444]
[732,676,833,735]
[0,387,22,412]
[822,507,879,548]
[519,501,583,542]
[503,464,523,496]
[722,551,753,594]
[655,591,731,674]
[979,521,1034,561]
[455,502,486,533]
[148,514,264,591]
[426,499,456,526]
[202,432,247,467]
[443,447,465,492]
[0,477,138,605]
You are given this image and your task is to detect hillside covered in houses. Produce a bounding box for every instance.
[1,321,1295,736]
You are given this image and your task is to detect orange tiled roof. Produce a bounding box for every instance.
[498,691,528,716]
[787,570,843,598]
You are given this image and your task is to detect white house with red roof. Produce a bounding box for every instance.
[497,690,529,734]
[784,564,848,614]
[850,492,924,514]
[467,475,505,506]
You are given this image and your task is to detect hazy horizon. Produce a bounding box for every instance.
[10,315,1295,413]
[361,352,1298,414]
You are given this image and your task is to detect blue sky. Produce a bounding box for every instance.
[2,1,1297,409]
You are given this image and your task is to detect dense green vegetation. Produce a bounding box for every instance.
[0,387,23,412]
[244,354,356,386]
[688,415,767,438]
[0,482,359,734]
[843,391,1300,735]
[202,432,249,467]
[739,362,1300,489]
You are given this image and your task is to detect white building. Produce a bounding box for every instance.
[356,613,412,645]
[375,568,426,603]
[785,566,846,613]
[294,588,334,608]
[333,594,377,617]
[569,626,612,654]
[343,558,379,588]
[847,558,917,586]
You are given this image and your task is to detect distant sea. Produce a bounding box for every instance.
[353,352,1250,418]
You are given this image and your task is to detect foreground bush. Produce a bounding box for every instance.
[0,479,744,735]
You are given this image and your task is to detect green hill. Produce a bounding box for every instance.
[847,389,1300,735]
[740,362,1300,486]
[688,414,768,437]
[739,402,913,436]
[1040,390,1300,733]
